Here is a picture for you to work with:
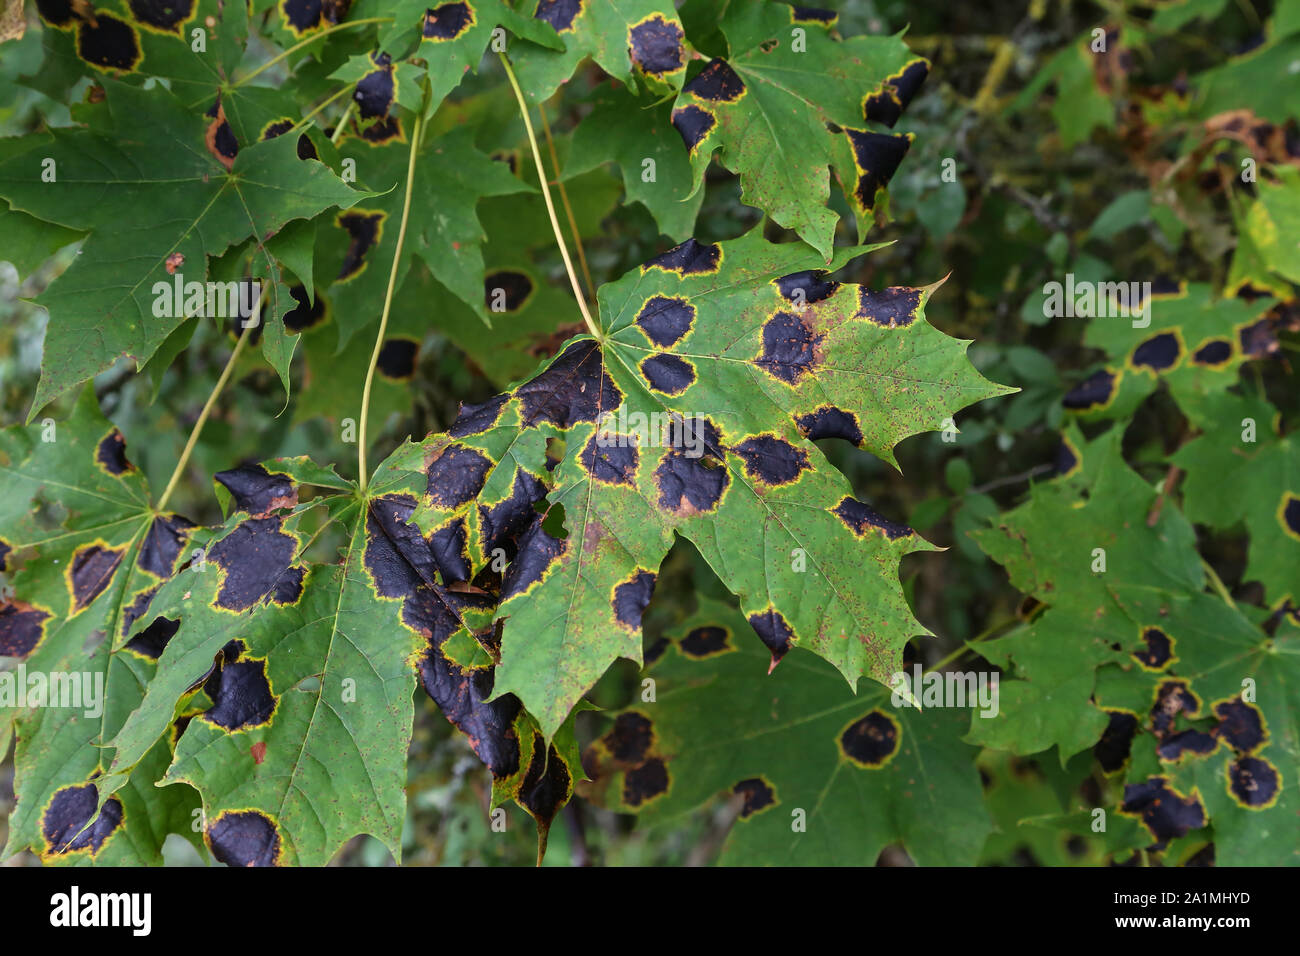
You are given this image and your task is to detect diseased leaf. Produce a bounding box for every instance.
[584,597,992,865]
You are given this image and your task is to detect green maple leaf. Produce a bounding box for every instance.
[1173,392,1300,606]
[510,0,688,101]
[584,597,992,865]
[321,123,532,349]
[669,2,928,258]
[0,386,201,864]
[105,456,581,864]
[973,430,1300,864]
[402,228,1010,739]
[0,79,365,418]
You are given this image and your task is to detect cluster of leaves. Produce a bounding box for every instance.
[1,0,1297,869]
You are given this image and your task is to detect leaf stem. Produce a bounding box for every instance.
[1201,558,1237,609]
[358,109,423,491]
[923,617,1019,674]
[155,322,252,513]
[331,101,355,144]
[537,99,595,299]
[291,84,354,134]
[497,53,602,342]
[233,17,393,88]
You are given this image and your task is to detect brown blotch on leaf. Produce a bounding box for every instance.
[478,469,548,565]
[501,517,567,600]
[515,340,622,429]
[856,285,920,328]
[1093,710,1138,773]
[846,130,912,211]
[42,785,123,855]
[1213,698,1266,753]
[207,810,281,866]
[839,710,901,767]
[671,105,715,152]
[164,251,185,274]
[605,712,653,766]
[138,513,196,577]
[581,434,638,487]
[653,419,729,516]
[204,99,238,170]
[517,733,574,853]
[748,608,795,669]
[424,443,493,510]
[125,616,180,660]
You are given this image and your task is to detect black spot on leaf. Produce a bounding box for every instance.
[502,517,567,600]
[1053,435,1080,476]
[643,238,721,275]
[639,353,696,395]
[734,777,776,817]
[680,625,730,658]
[365,495,438,597]
[791,5,836,23]
[845,130,911,210]
[129,0,196,34]
[423,1,474,39]
[478,469,548,560]
[839,710,901,767]
[834,496,911,539]
[206,517,297,612]
[671,105,715,152]
[360,116,404,144]
[857,285,920,327]
[95,429,131,475]
[336,210,385,281]
[635,295,695,347]
[612,570,656,630]
[449,394,508,438]
[1156,730,1218,762]
[1131,332,1182,372]
[354,52,394,120]
[654,420,729,516]
[1121,777,1206,842]
[1151,680,1200,738]
[76,13,142,73]
[684,58,746,102]
[795,406,863,446]
[137,514,195,577]
[863,59,928,127]
[1192,338,1232,366]
[1213,699,1266,753]
[1062,369,1117,411]
[204,99,238,170]
[269,565,305,605]
[515,340,622,429]
[125,616,180,659]
[216,464,297,518]
[1238,318,1276,359]
[42,785,123,855]
[776,270,838,304]
[283,284,326,331]
[748,608,795,666]
[484,270,534,312]
[629,14,684,77]
[1227,756,1280,808]
[262,119,294,140]
[202,659,276,729]
[69,544,124,611]
[425,444,493,510]
[377,337,419,379]
[1132,626,1174,670]
[36,0,76,28]
[534,0,581,33]
[1094,710,1138,772]
[606,712,653,765]
[756,311,824,384]
[582,434,638,486]
[0,600,50,659]
[1281,493,1300,538]
[518,733,574,839]
[207,810,280,866]
[622,756,669,807]
[733,434,809,486]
